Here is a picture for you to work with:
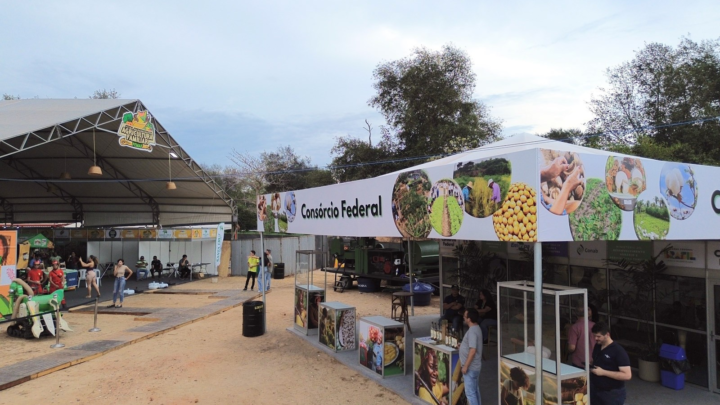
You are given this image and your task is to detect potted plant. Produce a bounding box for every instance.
[606,244,671,382]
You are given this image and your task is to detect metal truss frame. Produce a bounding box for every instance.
[0,100,237,226]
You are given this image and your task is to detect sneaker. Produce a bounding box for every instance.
[243,288,247,291]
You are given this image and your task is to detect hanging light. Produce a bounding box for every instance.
[166,150,176,190]
[59,150,71,179]
[88,128,102,176]
[47,184,58,193]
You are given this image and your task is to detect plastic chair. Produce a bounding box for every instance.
[79,269,87,287]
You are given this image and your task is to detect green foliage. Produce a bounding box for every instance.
[429,196,463,236]
[264,209,276,233]
[331,132,404,182]
[587,37,720,165]
[369,44,502,159]
[90,88,120,99]
[447,197,463,234]
[568,178,622,240]
[634,213,670,240]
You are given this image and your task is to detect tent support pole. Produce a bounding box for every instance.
[408,239,414,316]
[534,242,542,402]
[260,231,266,334]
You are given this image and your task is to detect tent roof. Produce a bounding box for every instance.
[0,99,234,227]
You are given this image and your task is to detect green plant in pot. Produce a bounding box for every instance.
[606,244,672,382]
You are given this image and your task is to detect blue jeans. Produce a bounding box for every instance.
[265,266,271,290]
[480,318,497,342]
[258,267,271,292]
[113,277,126,304]
[464,368,481,405]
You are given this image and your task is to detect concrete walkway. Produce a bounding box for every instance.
[0,287,258,391]
[290,315,719,405]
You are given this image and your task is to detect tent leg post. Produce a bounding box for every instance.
[534,242,542,402]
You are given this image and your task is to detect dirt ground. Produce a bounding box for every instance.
[0,272,441,405]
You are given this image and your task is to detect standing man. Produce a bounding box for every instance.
[27,263,47,295]
[488,179,502,207]
[442,285,465,332]
[244,250,259,291]
[460,308,483,405]
[590,322,631,405]
[263,249,273,292]
[66,252,79,270]
[48,260,66,309]
[150,255,163,279]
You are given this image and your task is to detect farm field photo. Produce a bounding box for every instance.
[453,158,511,218]
[634,196,670,240]
[392,170,432,238]
[428,179,464,236]
[568,178,622,241]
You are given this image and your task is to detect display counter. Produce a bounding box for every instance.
[318,302,356,352]
[294,285,325,335]
[358,316,405,378]
[413,337,466,405]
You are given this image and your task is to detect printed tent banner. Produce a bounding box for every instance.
[256,134,720,242]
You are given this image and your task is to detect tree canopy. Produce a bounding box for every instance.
[587,37,720,165]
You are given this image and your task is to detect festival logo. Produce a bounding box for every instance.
[117,110,156,152]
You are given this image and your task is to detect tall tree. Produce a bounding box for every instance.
[369,44,502,158]
[90,88,121,99]
[587,37,720,165]
[330,129,402,182]
[2,94,19,100]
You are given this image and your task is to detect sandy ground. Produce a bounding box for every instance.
[0,272,441,405]
[112,293,214,309]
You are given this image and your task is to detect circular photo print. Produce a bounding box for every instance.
[284,192,297,222]
[660,163,697,220]
[569,178,622,241]
[492,183,537,242]
[278,212,288,233]
[428,179,465,237]
[453,158,511,218]
[634,195,670,240]
[257,195,268,221]
[605,156,646,211]
[392,170,432,238]
[270,193,282,214]
[539,149,585,215]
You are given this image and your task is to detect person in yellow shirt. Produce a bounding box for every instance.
[244,250,259,291]
[415,348,449,404]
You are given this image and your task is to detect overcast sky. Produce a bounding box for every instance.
[1,1,718,168]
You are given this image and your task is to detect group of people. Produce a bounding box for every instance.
[245,249,272,292]
[443,287,632,405]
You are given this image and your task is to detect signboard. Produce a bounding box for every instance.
[174,229,191,239]
[53,229,70,239]
[481,241,507,254]
[87,229,105,239]
[105,229,120,240]
[158,229,173,239]
[508,242,533,256]
[117,110,156,152]
[544,242,568,258]
[707,242,720,270]
[139,229,157,239]
[0,230,18,317]
[70,230,87,239]
[438,239,460,256]
[608,241,653,262]
[120,230,139,239]
[215,223,224,267]
[568,241,607,261]
[655,241,705,269]
[191,229,202,239]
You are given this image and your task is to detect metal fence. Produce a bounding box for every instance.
[230,235,327,276]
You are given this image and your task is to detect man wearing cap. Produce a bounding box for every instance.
[48,260,66,309]
[488,179,502,205]
[442,285,466,332]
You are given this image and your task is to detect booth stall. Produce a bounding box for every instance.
[294,250,327,335]
[358,316,406,378]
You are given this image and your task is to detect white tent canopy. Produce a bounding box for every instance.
[0,99,234,227]
[258,133,715,243]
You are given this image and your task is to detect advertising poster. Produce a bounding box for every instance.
[307,291,324,330]
[117,110,156,152]
[294,287,307,329]
[215,223,224,268]
[654,241,705,268]
[0,230,18,317]
[358,320,384,374]
[121,229,139,239]
[383,326,405,376]
[158,229,173,239]
[53,229,70,239]
[318,305,336,350]
[88,229,105,239]
[174,229,191,239]
[336,308,356,350]
[139,229,157,239]
[499,359,588,405]
[105,229,120,240]
[414,343,467,405]
[70,229,87,239]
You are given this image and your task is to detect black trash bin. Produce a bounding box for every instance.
[243,301,265,337]
[273,263,285,280]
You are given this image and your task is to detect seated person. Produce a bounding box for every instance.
[150,256,163,278]
[442,285,465,331]
[179,254,191,279]
[27,264,46,295]
[136,256,149,280]
[474,288,497,344]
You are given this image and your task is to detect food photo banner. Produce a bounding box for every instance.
[257,141,720,242]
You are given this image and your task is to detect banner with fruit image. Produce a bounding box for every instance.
[117,110,156,152]
[0,230,18,317]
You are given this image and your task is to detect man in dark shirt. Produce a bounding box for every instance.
[590,322,632,405]
[151,256,163,279]
[442,285,465,331]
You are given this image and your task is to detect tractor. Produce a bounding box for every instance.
[1,279,72,339]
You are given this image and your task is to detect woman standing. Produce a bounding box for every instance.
[110,259,133,308]
[475,289,497,344]
[79,255,101,298]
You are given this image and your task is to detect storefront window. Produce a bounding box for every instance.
[655,275,706,331]
[609,268,636,318]
[570,266,608,314]
[607,316,652,368]
[441,256,459,286]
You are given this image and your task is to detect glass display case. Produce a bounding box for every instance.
[497,281,590,405]
[318,301,356,352]
[358,316,406,378]
[294,249,327,335]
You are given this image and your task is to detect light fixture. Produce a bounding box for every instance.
[88,128,102,176]
[169,152,178,158]
[60,150,71,180]
[47,184,58,193]
[166,150,176,190]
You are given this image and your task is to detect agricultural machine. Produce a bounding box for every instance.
[326,237,440,292]
[1,279,72,339]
